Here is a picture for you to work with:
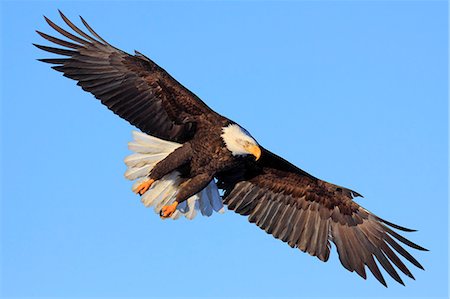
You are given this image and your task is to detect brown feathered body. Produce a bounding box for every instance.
[188,118,241,176]
[35,11,427,287]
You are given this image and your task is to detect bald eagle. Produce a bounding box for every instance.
[35,11,427,287]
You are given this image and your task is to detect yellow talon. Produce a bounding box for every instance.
[160,202,178,219]
[135,179,155,195]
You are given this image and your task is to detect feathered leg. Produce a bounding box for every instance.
[160,173,213,218]
[136,143,192,195]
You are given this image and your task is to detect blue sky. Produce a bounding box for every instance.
[1,1,448,298]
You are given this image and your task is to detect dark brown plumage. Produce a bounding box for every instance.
[217,149,427,286]
[35,12,220,143]
[35,11,427,287]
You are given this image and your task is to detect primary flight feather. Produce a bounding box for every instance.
[35,11,427,287]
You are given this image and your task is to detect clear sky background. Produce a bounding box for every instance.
[1,1,448,298]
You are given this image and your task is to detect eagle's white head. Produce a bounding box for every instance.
[221,124,261,160]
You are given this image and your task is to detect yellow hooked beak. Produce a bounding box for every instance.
[245,144,262,161]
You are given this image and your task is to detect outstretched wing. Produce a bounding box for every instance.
[35,11,220,143]
[218,148,427,287]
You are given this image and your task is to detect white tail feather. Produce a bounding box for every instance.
[125,164,154,181]
[208,182,225,213]
[125,153,169,168]
[185,195,199,220]
[132,131,179,148]
[199,189,213,216]
[124,131,224,220]
[142,175,176,207]
[177,199,188,213]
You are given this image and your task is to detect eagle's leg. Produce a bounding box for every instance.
[160,173,213,218]
[136,143,192,196]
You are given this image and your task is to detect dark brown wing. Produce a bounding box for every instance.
[219,148,427,287]
[34,11,221,143]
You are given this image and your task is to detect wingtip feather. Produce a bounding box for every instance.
[58,9,66,19]
[378,217,417,232]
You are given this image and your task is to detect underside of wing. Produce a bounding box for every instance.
[35,11,220,143]
[219,149,427,287]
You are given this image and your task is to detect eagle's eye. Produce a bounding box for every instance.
[239,139,251,147]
